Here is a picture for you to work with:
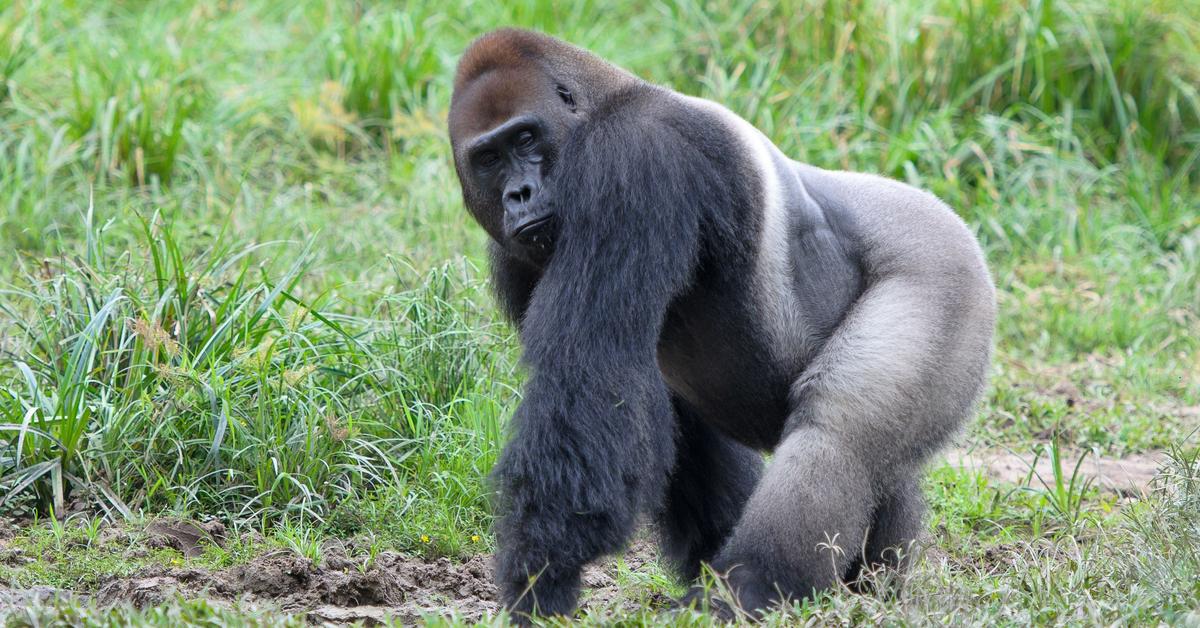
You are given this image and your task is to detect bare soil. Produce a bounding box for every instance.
[92,544,500,624]
[942,448,1165,496]
[0,449,1168,624]
[0,529,666,624]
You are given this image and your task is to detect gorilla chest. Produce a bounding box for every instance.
[657,289,794,450]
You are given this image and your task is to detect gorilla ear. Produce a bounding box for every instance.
[556,85,577,112]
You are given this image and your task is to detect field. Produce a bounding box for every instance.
[1,0,1198,625]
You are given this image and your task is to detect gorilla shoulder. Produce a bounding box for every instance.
[795,162,994,288]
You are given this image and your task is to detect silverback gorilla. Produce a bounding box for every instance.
[447,29,996,621]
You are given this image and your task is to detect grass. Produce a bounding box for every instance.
[6,446,1200,626]
[0,0,1198,624]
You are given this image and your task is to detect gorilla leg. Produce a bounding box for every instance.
[656,400,763,580]
[865,477,925,571]
[711,427,875,609]
[845,476,924,590]
[711,278,966,611]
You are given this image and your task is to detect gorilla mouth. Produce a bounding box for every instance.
[512,214,557,250]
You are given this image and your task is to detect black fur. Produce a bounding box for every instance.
[487,241,540,324]
[491,85,735,618]
[656,398,762,580]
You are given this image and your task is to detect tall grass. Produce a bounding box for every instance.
[0,0,1195,606]
[0,210,513,522]
[0,3,35,106]
[323,8,447,133]
[669,0,1200,164]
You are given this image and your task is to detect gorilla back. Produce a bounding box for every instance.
[448,28,995,621]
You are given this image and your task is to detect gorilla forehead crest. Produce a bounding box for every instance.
[449,29,634,140]
[447,28,996,625]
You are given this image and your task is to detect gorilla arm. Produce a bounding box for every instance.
[491,103,721,618]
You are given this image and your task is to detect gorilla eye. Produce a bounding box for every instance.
[476,151,501,168]
[515,130,536,149]
[556,85,576,110]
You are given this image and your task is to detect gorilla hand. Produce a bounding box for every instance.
[491,364,672,619]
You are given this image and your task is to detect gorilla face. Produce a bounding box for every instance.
[465,115,559,264]
[450,67,583,267]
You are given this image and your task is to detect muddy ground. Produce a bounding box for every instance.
[0,527,666,624]
[0,448,1169,624]
[94,545,500,623]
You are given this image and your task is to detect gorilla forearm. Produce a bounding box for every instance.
[490,105,724,617]
[492,276,678,615]
[492,366,673,614]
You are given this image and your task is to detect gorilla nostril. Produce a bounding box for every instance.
[508,185,533,204]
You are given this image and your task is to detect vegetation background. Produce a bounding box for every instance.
[0,0,1197,624]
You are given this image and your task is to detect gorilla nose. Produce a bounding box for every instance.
[505,184,534,206]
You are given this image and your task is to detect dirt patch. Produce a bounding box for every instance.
[0,587,76,616]
[579,538,672,614]
[943,448,1166,496]
[144,519,227,557]
[93,544,499,624]
[0,515,667,624]
[0,518,17,541]
[89,538,669,624]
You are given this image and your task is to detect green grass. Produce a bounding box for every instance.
[8,599,310,628]
[1,0,1198,624]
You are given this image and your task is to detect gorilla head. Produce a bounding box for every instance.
[448,30,638,266]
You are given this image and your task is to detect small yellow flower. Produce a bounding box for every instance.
[471,535,480,543]
[420,535,431,544]
[291,81,356,145]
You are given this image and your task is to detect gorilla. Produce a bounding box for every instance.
[447,29,995,621]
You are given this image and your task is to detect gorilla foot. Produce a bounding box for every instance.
[501,566,583,626]
[844,559,908,598]
[675,585,737,621]
[675,562,787,621]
